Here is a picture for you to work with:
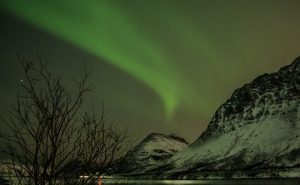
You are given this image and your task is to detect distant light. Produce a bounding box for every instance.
[20,79,24,83]
[79,175,89,179]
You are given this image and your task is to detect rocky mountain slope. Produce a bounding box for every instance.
[168,57,300,177]
[114,133,188,174]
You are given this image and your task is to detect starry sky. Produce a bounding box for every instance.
[1,0,300,142]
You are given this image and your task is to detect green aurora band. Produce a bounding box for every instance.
[2,0,300,140]
[1,0,218,119]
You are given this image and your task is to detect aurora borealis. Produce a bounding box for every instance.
[1,0,300,141]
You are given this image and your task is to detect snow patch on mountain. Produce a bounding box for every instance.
[172,113,300,171]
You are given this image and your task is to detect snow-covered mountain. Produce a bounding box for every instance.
[169,57,300,177]
[114,133,188,174]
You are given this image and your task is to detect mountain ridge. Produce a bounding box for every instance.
[167,57,300,178]
[199,56,300,141]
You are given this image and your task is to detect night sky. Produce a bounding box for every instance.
[1,0,300,142]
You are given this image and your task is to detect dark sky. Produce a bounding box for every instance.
[1,0,300,142]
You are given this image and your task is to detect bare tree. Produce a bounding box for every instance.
[0,56,130,185]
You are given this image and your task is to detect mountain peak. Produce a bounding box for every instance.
[113,133,188,174]
[169,57,300,178]
[199,57,300,140]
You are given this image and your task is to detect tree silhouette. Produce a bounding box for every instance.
[0,55,130,185]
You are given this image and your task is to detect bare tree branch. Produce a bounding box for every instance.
[0,56,131,185]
